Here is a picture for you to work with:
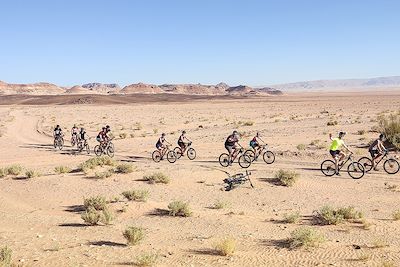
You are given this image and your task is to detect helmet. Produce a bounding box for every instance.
[256,132,260,137]
[162,133,166,136]
[182,130,186,134]
[102,127,106,130]
[379,133,385,140]
[339,131,346,137]
[73,124,77,127]
[233,130,238,135]
[56,125,60,128]
[80,128,85,131]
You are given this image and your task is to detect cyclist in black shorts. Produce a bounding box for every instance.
[224,130,241,165]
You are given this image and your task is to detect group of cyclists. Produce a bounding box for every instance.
[53,123,389,174]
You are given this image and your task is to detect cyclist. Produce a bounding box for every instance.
[96,127,109,147]
[53,125,63,140]
[225,130,241,165]
[177,130,192,154]
[329,131,352,175]
[78,127,88,143]
[249,132,265,159]
[369,133,387,170]
[156,133,171,159]
[71,124,79,145]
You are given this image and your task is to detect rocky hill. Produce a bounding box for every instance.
[0,81,65,95]
[81,83,120,94]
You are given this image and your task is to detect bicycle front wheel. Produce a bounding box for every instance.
[238,154,251,168]
[347,162,365,179]
[173,147,183,159]
[384,159,400,174]
[187,148,196,160]
[358,157,373,172]
[107,146,115,158]
[321,160,336,176]
[263,151,275,164]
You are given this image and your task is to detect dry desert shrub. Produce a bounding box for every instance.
[79,156,116,173]
[84,196,107,211]
[327,120,338,126]
[123,226,145,245]
[0,168,6,178]
[25,169,42,179]
[283,211,301,224]
[242,121,254,126]
[214,237,236,256]
[392,210,400,221]
[289,227,325,249]
[168,200,192,217]
[0,246,12,267]
[82,196,114,225]
[135,252,158,267]
[144,172,170,184]
[122,189,149,202]
[378,111,400,149]
[211,200,231,210]
[5,165,23,176]
[380,261,395,267]
[372,239,389,248]
[296,144,306,151]
[114,163,135,174]
[357,129,366,135]
[81,207,101,225]
[94,169,113,179]
[54,165,71,174]
[275,169,299,187]
[119,132,127,139]
[313,205,363,225]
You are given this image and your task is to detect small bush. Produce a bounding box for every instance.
[289,227,325,249]
[243,121,254,126]
[123,226,145,245]
[115,163,134,174]
[337,206,363,220]
[214,238,236,256]
[100,207,114,225]
[380,261,395,267]
[327,120,338,126]
[94,170,113,179]
[119,132,127,139]
[392,210,400,221]
[372,239,388,248]
[135,252,158,267]
[79,156,116,173]
[153,128,158,134]
[168,200,192,217]
[122,189,149,202]
[378,112,400,149]
[0,246,12,267]
[296,144,306,151]
[0,168,6,178]
[283,211,301,224]
[275,169,299,187]
[25,169,42,179]
[54,166,71,174]
[6,165,23,176]
[313,205,344,225]
[144,172,170,184]
[212,200,230,210]
[357,130,366,135]
[84,196,107,211]
[81,207,101,225]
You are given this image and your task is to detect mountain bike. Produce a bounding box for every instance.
[173,142,196,160]
[77,139,90,154]
[358,150,400,174]
[244,144,275,164]
[321,153,365,179]
[219,147,252,168]
[152,145,177,163]
[71,134,78,147]
[223,170,254,191]
[54,135,64,150]
[94,139,114,157]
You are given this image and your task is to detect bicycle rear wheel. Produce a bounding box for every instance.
[152,150,162,162]
[173,147,183,159]
[244,150,256,162]
[358,157,373,172]
[383,159,400,174]
[238,154,251,168]
[94,145,102,156]
[347,162,365,179]
[219,153,230,167]
[320,160,336,176]
[187,148,196,160]
[167,151,177,163]
[263,151,275,164]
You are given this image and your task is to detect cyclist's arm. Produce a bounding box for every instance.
[329,133,334,141]
[258,137,265,144]
[378,141,386,152]
[342,143,352,153]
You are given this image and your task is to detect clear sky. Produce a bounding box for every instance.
[1,0,399,87]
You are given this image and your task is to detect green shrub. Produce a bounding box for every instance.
[289,227,325,249]
[313,205,344,225]
[6,165,23,176]
[275,169,299,187]
[0,246,12,267]
[378,112,400,149]
[337,206,363,220]
[25,169,42,179]
[123,226,145,245]
[115,163,134,174]
[168,200,192,217]
[122,189,149,202]
[135,252,158,267]
[144,172,170,184]
[78,156,116,173]
[214,238,236,256]
[100,207,114,225]
[54,166,71,174]
[283,211,301,223]
[84,196,107,211]
[81,207,101,225]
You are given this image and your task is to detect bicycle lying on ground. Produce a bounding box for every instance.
[358,150,400,174]
[54,135,64,150]
[321,152,365,179]
[152,145,177,163]
[173,142,196,160]
[223,170,254,191]
[77,139,90,154]
[244,144,275,164]
[219,147,252,168]
[94,139,114,157]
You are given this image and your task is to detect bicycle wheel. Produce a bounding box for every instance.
[152,150,162,162]
[187,148,196,160]
[53,139,57,148]
[58,138,64,150]
[167,150,177,163]
[94,145,102,156]
[244,150,256,162]
[173,147,183,159]
[347,162,365,179]
[383,159,400,174]
[263,151,275,164]
[238,154,251,168]
[358,157,373,172]
[71,137,75,147]
[109,142,114,150]
[219,153,230,167]
[320,160,336,176]
[107,146,115,158]
[85,144,90,154]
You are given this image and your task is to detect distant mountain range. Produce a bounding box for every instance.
[271,76,400,92]
[0,81,282,96]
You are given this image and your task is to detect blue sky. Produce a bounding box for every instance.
[0,0,399,86]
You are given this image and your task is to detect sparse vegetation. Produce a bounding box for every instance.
[100,206,114,225]
[0,246,12,267]
[135,252,158,267]
[54,165,71,174]
[378,111,400,149]
[283,211,301,223]
[144,172,170,184]
[25,169,42,179]
[0,168,6,178]
[78,156,116,174]
[242,121,254,126]
[5,165,23,176]
[357,129,366,135]
[289,227,325,249]
[115,163,134,174]
[313,205,363,225]
[81,196,113,225]
[392,210,400,221]
[327,120,338,126]
[81,207,101,225]
[122,189,149,202]
[372,239,388,248]
[84,196,107,211]
[94,169,113,179]
[275,169,299,187]
[168,200,192,217]
[296,144,306,151]
[119,132,127,139]
[211,200,231,210]
[214,237,236,256]
[123,226,145,245]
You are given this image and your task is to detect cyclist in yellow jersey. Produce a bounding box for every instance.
[329,131,352,175]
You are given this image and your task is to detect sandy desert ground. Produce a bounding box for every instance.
[0,92,400,267]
